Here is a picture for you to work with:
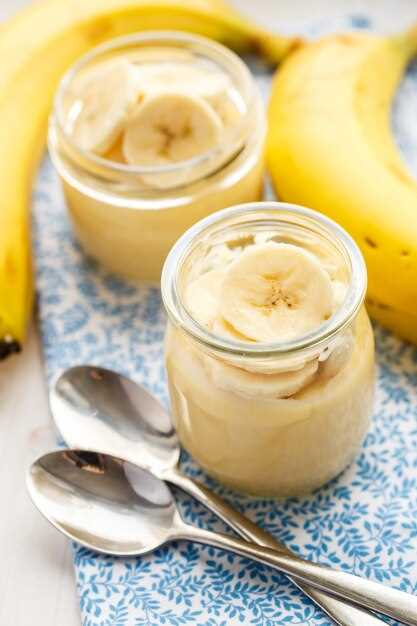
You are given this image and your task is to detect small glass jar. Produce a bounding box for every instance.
[48,32,265,283]
[162,202,375,497]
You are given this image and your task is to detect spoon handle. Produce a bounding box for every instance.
[177,521,417,626]
[164,467,394,626]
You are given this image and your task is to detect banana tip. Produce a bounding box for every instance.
[0,337,21,360]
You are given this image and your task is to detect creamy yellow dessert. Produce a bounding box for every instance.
[49,33,265,282]
[163,203,375,497]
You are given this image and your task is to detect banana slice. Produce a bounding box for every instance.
[122,92,222,167]
[212,316,255,342]
[320,331,354,381]
[220,242,334,343]
[209,94,242,128]
[200,243,242,273]
[205,352,319,399]
[135,62,231,102]
[134,62,242,133]
[185,269,226,329]
[103,137,125,164]
[70,59,138,155]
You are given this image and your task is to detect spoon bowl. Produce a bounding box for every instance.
[27,449,179,555]
[51,365,179,473]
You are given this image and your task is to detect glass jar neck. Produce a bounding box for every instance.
[162,202,367,363]
[50,31,261,194]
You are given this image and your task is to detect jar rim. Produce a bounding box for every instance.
[161,201,367,358]
[51,30,258,184]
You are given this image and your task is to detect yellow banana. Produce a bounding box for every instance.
[0,0,300,359]
[267,26,417,344]
[366,301,417,345]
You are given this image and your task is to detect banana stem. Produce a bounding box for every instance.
[255,31,303,64]
[395,22,417,60]
[406,22,417,57]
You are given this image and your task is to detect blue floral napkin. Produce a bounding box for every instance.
[34,11,417,626]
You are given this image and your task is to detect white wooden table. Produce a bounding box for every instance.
[1,1,416,625]
[0,325,80,625]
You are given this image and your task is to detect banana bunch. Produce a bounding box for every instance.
[0,0,298,359]
[267,26,417,344]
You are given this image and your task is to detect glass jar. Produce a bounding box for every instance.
[48,31,265,283]
[162,202,375,497]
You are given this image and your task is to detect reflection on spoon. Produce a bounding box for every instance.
[27,450,417,626]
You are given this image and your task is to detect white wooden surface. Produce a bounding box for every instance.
[0,326,80,626]
[1,1,417,625]
[0,7,79,626]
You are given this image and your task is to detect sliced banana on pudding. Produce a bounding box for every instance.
[183,240,343,397]
[185,269,226,329]
[206,352,319,399]
[70,59,138,155]
[209,94,242,128]
[220,242,334,343]
[133,62,242,137]
[135,63,231,101]
[122,91,223,166]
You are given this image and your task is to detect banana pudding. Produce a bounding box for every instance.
[162,202,375,497]
[49,32,265,282]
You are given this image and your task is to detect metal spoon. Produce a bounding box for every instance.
[27,449,417,626]
[50,366,386,626]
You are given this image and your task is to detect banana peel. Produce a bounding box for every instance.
[267,25,417,344]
